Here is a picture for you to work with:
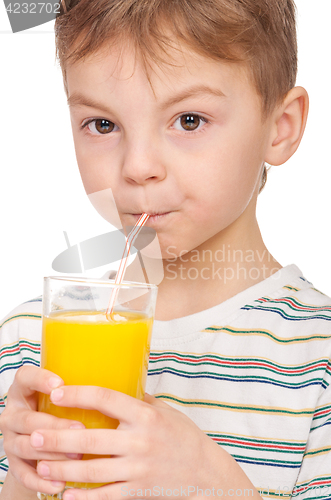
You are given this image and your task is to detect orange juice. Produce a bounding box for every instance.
[38,309,153,491]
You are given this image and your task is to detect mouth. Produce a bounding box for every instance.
[129,211,174,225]
[132,211,171,218]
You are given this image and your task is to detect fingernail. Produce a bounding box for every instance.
[69,423,85,429]
[48,377,63,389]
[31,432,44,448]
[66,453,83,460]
[51,388,64,402]
[64,493,75,500]
[52,481,64,488]
[38,462,50,478]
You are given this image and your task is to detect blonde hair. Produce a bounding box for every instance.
[55,0,298,192]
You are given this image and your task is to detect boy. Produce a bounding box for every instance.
[0,0,330,498]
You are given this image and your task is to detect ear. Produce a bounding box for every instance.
[264,86,309,166]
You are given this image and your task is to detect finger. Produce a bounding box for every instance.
[10,365,63,399]
[11,434,82,461]
[62,482,127,500]
[50,386,144,423]
[31,428,128,455]
[37,457,128,484]
[8,455,65,495]
[10,408,85,434]
[144,392,171,408]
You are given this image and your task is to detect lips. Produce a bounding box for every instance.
[129,211,174,226]
[131,211,172,216]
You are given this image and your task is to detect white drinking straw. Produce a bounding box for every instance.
[106,213,150,319]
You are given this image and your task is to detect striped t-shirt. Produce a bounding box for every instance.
[0,264,331,498]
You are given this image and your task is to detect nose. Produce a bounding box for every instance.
[121,137,167,185]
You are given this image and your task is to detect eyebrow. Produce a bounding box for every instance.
[67,85,226,113]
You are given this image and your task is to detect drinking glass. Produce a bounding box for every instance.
[37,276,158,499]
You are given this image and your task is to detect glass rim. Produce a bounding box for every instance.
[44,276,158,290]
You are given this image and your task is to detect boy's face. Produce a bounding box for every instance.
[66,41,274,260]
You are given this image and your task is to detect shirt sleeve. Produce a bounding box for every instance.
[0,396,9,488]
[292,358,331,500]
[0,298,42,490]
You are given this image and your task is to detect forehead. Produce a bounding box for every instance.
[66,39,259,109]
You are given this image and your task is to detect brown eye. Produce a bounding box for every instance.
[180,114,201,131]
[94,119,115,134]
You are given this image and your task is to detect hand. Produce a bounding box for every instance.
[0,365,85,495]
[30,385,257,500]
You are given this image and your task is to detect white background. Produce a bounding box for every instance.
[0,0,330,319]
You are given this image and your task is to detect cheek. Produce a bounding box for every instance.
[76,151,101,194]
[182,127,264,225]
[71,130,95,192]
[72,132,118,195]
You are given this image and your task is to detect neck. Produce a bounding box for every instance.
[159,221,280,320]
[124,214,282,321]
